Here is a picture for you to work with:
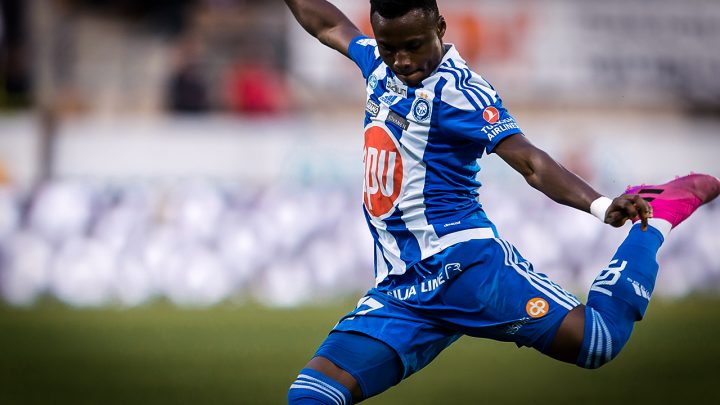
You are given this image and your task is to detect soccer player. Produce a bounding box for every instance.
[283,0,720,403]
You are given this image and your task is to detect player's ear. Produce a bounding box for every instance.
[436,15,447,39]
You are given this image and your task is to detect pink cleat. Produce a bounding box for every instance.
[625,173,720,228]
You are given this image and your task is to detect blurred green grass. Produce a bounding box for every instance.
[1,296,719,404]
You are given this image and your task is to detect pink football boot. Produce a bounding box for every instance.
[625,173,720,228]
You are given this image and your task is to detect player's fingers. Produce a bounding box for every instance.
[636,194,653,218]
[640,212,648,231]
[606,195,647,228]
[619,198,639,220]
[630,195,652,231]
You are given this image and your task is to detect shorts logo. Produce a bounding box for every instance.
[526,298,549,318]
[364,124,403,218]
[444,262,462,279]
[506,318,529,335]
[368,75,378,90]
[482,106,500,124]
[412,98,431,122]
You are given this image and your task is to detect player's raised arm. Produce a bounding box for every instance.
[493,134,652,228]
[284,0,363,58]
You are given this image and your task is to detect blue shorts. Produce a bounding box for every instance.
[332,238,581,378]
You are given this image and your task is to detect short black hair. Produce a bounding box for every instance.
[370,0,439,20]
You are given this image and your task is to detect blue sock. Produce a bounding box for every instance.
[288,368,353,404]
[578,223,664,368]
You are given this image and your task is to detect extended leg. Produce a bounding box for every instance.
[547,222,659,367]
[549,174,720,368]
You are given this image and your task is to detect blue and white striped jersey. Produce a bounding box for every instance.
[349,35,523,286]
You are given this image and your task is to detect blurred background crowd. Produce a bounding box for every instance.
[1,0,719,308]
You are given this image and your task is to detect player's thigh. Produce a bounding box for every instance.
[331,292,461,389]
[311,330,403,401]
[304,355,363,401]
[438,238,582,352]
[545,304,585,363]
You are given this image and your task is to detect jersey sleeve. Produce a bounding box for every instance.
[348,35,382,79]
[438,74,523,153]
[442,98,523,152]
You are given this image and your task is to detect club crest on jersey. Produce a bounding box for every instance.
[412,98,431,122]
[363,124,403,218]
[368,74,378,90]
[482,106,500,124]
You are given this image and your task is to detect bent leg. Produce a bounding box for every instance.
[547,223,664,368]
[288,331,403,404]
[548,302,636,368]
[546,304,585,363]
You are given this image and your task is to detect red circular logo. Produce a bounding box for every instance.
[483,106,500,124]
[363,125,403,218]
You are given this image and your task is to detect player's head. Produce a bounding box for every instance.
[370,0,446,87]
[370,0,439,19]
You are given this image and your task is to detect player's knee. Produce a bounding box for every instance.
[288,368,353,404]
[576,307,633,369]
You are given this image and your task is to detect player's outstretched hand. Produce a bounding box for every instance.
[605,194,653,230]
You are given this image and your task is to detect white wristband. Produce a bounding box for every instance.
[590,196,612,222]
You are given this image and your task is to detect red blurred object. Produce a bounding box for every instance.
[225,63,288,115]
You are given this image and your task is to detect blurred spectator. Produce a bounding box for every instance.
[166,36,209,113]
[0,0,31,109]
[224,61,288,115]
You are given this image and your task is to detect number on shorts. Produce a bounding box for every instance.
[590,259,627,297]
[346,296,384,320]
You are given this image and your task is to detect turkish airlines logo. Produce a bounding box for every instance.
[483,106,500,124]
[363,124,403,218]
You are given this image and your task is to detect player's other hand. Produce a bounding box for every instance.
[605,194,653,230]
